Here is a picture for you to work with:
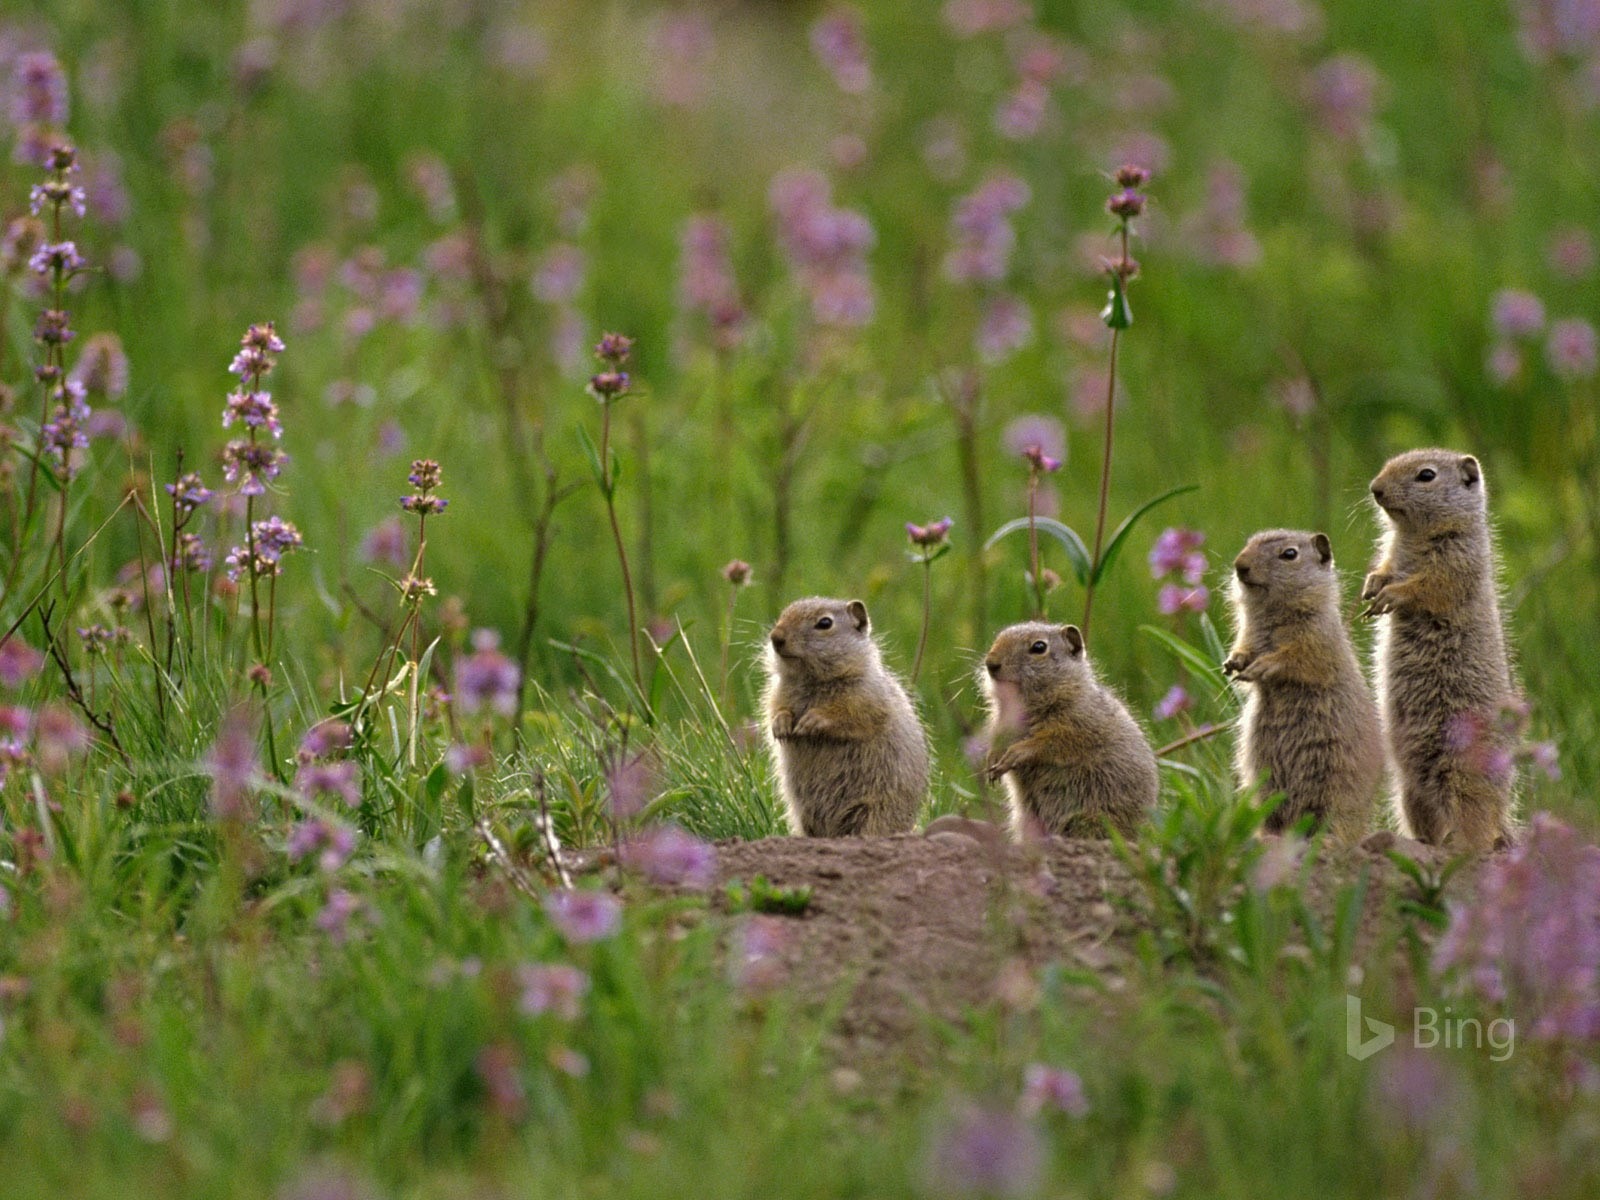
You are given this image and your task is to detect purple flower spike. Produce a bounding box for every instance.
[544,888,622,944]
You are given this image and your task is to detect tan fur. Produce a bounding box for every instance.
[763,597,929,837]
[1224,529,1383,842]
[1364,449,1517,851]
[980,622,1157,840]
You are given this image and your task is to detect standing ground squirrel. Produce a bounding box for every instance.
[1223,529,1383,842]
[1364,449,1517,851]
[981,622,1158,839]
[764,597,930,837]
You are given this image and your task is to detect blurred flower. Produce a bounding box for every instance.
[769,168,876,327]
[287,819,356,872]
[977,294,1034,361]
[1002,414,1064,464]
[1153,685,1191,722]
[942,0,1033,38]
[731,914,792,992]
[361,517,409,569]
[171,532,211,573]
[620,825,717,889]
[1158,583,1210,614]
[1021,443,1061,474]
[810,8,872,94]
[1308,53,1382,139]
[300,720,353,762]
[518,963,589,1020]
[545,889,622,943]
[69,332,129,398]
[680,214,745,348]
[33,704,88,774]
[1019,1064,1089,1117]
[10,52,69,128]
[444,741,489,774]
[648,11,715,109]
[1490,289,1545,339]
[944,173,1030,284]
[1368,1046,1458,1136]
[299,761,361,809]
[206,710,260,820]
[1546,317,1598,379]
[1548,226,1595,278]
[1434,812,1600,1041]
[316,888,362,943]
[474,1042,525,1119]
[722,559,753,586]
[0,639,43,688]
[1485,342,1523,386]
[907,517,954,548]
[1148,527,1205,578]
[923,1103,1044,1198]
[456,629,520,717]
[995,80,1049,139]
[1250,835,1304,890]
[530,243,585,305]
[604,751,655,819]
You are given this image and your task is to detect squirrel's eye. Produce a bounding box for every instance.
[814,616,833,630]
[1279,547,1298,561]
[1416,468,1437,482]
[1029,640,1048,654]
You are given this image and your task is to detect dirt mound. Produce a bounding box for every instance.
[697,829,1439,1061]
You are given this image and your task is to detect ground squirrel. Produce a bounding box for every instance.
[1223,530,1383,842]
[980,622,1158,839]
[1364,449,1517,851]
[764,597,929,837]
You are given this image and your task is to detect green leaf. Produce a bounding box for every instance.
[1091,484,1199,585]
[575,424,610,496]
[1101,272,1133,329]
[1140,624,1227,683]
[986,517,1092,586]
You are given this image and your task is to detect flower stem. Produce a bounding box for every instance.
[1082,223,1130,642]
[600,402,643,695]
[1028,469,1044,619]
[912,557,932,685]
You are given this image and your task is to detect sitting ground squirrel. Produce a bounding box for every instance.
[1223,529,1383,842]
[981,622,1158,839]
[1364,449,1517,851]
[764,597,929,837]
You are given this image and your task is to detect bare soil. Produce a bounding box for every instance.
[679,826,1449,1061]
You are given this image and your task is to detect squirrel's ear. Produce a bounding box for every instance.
[1061,625,1085,657]
[846,599,870,632]
[1459,455,1481,486]
[1312,532,1333,564]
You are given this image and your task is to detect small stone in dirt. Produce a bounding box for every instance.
[923,815,1008,846]
[831,1067,863,1095]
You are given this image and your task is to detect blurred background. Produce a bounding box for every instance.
[3,0,1595,819]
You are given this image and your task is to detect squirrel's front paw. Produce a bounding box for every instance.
[1221,654,1250,678]
[1360,572,1391,603]
[770,710,796,740]
[985,748,1022,781]
[1361,586,1397,619]
[792,710,833,738]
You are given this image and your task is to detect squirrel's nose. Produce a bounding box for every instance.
[1234,560,1250,581]
[985,659,1001,678]
[770,632,786,651]
[1371,483,1386,503]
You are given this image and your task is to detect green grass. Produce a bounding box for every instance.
[0,0,1596,1194]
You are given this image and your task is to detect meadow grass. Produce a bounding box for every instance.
[0,0,1597,1194]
